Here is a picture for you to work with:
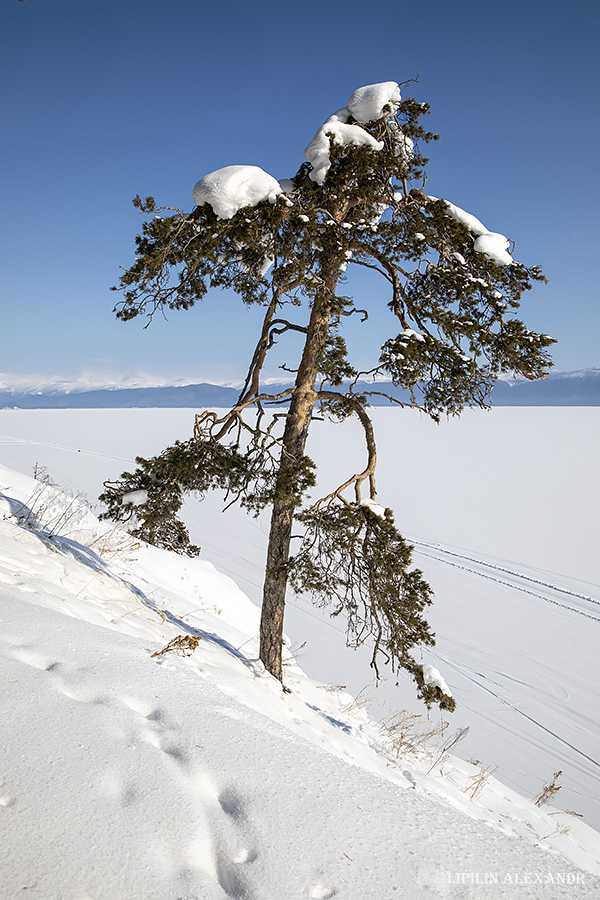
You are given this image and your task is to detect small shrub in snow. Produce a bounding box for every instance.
[151,634,202,658]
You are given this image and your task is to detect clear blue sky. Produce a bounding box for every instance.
[2,0,599,388]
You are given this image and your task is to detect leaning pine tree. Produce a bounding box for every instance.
[101,81,554,711]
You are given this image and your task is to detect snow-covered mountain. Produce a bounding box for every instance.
[2,459,600,899]
[2,369,600,408]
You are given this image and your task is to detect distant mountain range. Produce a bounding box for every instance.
[2,369,600,409]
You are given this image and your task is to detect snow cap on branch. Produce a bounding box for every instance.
[122,489,148,507]
[359,497,386,518]
[304,82,402,185]
[346,81,402,123]
[431,197,513,266]
[305,117,384,185]
[422,664,453,698]
[473,232,513,266]
[192,165,283,220]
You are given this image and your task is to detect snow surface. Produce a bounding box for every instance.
[192,165,283,220]
[2,457,600,899]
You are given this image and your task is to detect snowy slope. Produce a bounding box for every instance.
[2,461,600,899]
[0,460,600,900]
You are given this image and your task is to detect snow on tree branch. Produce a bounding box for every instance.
[429,196,514,266]
[192,165,285,220]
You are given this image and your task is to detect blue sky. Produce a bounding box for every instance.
[2,0,599,388]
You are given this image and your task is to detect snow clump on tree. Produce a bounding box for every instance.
[303,82,404,186]
[192,165,283,220]
[422,665,453,698]
[346,81,402,123]
[304,111,384,186]
[430,197,514,266]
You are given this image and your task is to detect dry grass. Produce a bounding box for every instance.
[379,710,448,757]
[463,765,498,801]
[537,822,570,844]
[151,634,202,658]
[426,726,470,775]
[341,684,379,713]
[533,770,562,807]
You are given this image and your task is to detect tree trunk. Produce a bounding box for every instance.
[259,283,335,680]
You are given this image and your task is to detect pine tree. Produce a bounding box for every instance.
[100,81,554,711]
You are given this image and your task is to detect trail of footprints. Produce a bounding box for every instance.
[5,644,340,899]
[6,645,264,899]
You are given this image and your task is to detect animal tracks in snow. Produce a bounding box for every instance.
[115,693,262,898]
[7,646,111,706]
[4,641,264,898]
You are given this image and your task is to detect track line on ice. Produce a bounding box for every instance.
[0,433,133,464]
[413,546,600,624]
[432,651,600,772]
[412,539,599,604]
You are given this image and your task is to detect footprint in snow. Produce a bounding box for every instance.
[7,648,109,704]
[311,884,337,899]
[218,786,245,820]
[118,695,157,718]
[121,700,192,769]
[8,647,60,672]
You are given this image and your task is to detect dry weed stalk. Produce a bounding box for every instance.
[379,711,447,757]
[537,822,570,844]
[426,726,470,775]
[88,527,141,563]
[282,640,306,667]
[341,684,378,713]
[151,634,202,658]
[534,770,562,807]
[463,765,498,801]
[16,466,89,538]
